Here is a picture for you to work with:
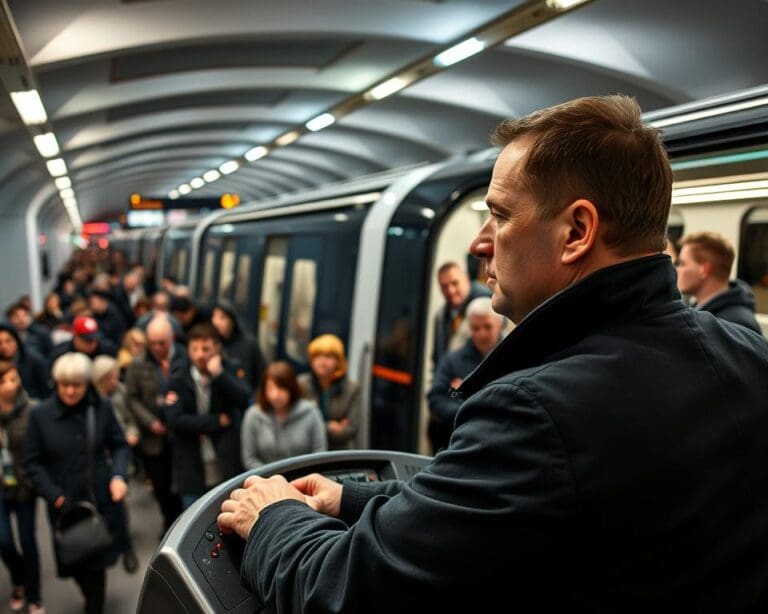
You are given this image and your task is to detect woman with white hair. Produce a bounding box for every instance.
[23,353,130,614]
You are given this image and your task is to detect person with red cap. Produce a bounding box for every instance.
[49,316,117,369]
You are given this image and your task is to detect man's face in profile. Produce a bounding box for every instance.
[438,267,470,309]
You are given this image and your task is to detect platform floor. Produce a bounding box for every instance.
[0,480,163,614]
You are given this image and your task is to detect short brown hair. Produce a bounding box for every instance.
[0,360,19,381]
[679,232,734,282]
[187,322,222,345]
[492,95,672,255]
[256,361,302,411]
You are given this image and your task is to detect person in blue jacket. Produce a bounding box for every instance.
[218,96,768,612]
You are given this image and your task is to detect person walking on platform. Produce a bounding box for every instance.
[0,361,43,613]
[124,316,184,533]
[5,303,53,360]
[0,325,50,401]
[219,96,768,612]
[427,297,505,453]
[431,261,491,368]
[165,323,250,509]
[676,231,762,334]
[49,315,117,366]
[23,353,130,614]
[211,300,265,392]
[298,334,360,451]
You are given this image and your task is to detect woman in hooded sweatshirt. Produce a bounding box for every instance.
[241,361,326,470]
[0,361,43,613]
[297,334,361,451]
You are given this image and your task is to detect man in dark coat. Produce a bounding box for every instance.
[427,296,505,452]
[5,302,53,359]
[676,231,762,334]
[124,315,185,531]
[88,288,127,347]
[0,324,51,400]
[211,300,265,392]
[165,323,250,509]
[218,96,768,612]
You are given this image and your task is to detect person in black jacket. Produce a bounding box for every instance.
[49,315,117,368]
[211,300,265,392]
[165,323,250,509]
[426,296,505,452]
[676,231,762,334]
[218,95,768,613]
[5,303,53,360]
[88,289,127,347]
[23,352,130,614]
[0,325,50,401]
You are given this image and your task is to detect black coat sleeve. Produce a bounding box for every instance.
[102,400,130,478]
[426,354,461,424]
[240,381,576,612]
[22,409,62,504]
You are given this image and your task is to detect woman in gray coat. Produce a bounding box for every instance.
[241,362,326,470]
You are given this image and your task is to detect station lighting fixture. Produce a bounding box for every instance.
[45,158,67,177]
[245,145,269,161]
[671,178,768,205]
[59,187,74,199]
[275,131,300,147]
[32,132,60,158]
[190,177,205,189]
[365,77,408,101]
[9,90,48,125]
[649,95,768,129]
[219,160,240,174]
[54,176,72,190]
[168,189,180,199]
[178,184,191,195]
[305,113,336,132]
[203,170,221,183]
[433,37,485,67]
[546,0,590,10]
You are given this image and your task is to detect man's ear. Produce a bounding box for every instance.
[561,199,598,265]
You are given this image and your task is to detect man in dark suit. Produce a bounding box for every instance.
[218,96,768,612]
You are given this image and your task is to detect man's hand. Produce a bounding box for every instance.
[218,475,307,539]
[149,419,166,435]
[291,473,343,517]
[110,477,128,502]
[450,377,464,389]
[127,433,140,447]
[219,413,231,428]
[54,495,66,509]
[206,354,223,378]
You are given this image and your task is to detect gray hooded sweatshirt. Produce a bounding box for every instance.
[241,398,327,469]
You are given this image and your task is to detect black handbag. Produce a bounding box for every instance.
[53,405,113,566]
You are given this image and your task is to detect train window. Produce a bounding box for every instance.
[172,248,187,281]
[201,250,217,303]
[259,238,288,363]
[218,239,237,299]
[738,206,768,314]
[235,253,251,312]
[285,259,317,363]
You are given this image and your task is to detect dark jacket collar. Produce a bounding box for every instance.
[459,254,683,399]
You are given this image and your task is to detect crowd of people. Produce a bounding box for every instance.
[0,250,361,614]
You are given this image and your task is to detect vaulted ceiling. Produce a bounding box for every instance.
[1,0,767,226]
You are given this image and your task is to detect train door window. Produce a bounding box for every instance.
[285,259,317,363]
[259,238,288,363]
[218,239,237,299]
[738,206,768,315]
[235,253,251,313]
[201,250,217,303]
[172,248,187,281]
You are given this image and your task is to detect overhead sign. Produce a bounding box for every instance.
[129,193,241,210]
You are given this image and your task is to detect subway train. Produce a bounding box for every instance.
[109,104,768,458]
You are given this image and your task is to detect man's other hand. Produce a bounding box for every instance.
[291,473,343,518]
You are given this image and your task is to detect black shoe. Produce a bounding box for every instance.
[123,549,139,574]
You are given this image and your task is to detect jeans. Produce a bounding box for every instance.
[0,494,41,603]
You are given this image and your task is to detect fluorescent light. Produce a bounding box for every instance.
[190,177,204,189]
[305,113,335,132]
[63,196,77,208]
[546,0,590,10]
[672,189,768,205]
[10,90,48,125]
[59,188,74,199]
[219,160,239,174]
[650,96,768,128]
[673,179,768,197]
[55,176,72,190]
[275,131,300,147]
[203,170,221,183]
[33,133,60,158]
[178,184,191,195]
[46,158,67,177]
[365,77,407,101]
[245,145,269,161]
[434,37,485,67]
[168,190,180,200]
